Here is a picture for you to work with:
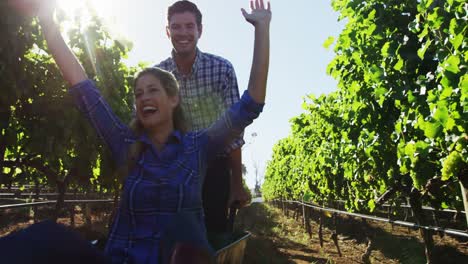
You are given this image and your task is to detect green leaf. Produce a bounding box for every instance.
[451,33,463,51]
[394,57,404,71]
[427,90,438,103]
[350,81,361,93]
[451,109,461,119]
[395,121,402,134]
[440,86,453,100]
[417,39,432,60]
[434,106,449,126]
[352,51,363,67]
[370,65,383,82]
[418,27,429,40]
[460,75,468,94]
[375,86,388,98]
[367,9,376,20]
[441,76,453,90]
[381,42,391,58]
[424,122,442,139]
[449,18,458,36]
[415,140,429,153]
[368,199,376,212]
[427,8,444,28]
[425,0,434,8]
[404,142,416,157]
[443,55,460,74]
[445,117,456,130]
[367,24,377,35]
[323,36,335,50]
[408,90,416,103]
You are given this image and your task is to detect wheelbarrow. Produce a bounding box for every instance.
[90,203,251,263]
[211,203,251,264]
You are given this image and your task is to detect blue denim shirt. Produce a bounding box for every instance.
[70,79,263,263]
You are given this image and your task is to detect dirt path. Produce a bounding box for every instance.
[235,203,468,264]
[2,202,467,263]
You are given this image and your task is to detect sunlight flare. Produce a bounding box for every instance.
[57,0,118,20]
[56,0,128,37]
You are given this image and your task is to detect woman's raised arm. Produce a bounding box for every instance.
[9,0,133,163]
[9,0,87,86]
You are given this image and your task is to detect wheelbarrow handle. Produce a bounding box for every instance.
[227,201,241,233]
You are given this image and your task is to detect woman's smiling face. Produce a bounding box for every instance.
[134,74,179,131]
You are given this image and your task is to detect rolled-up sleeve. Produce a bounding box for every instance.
[204,90,264,158]
[222,66,244,153]
[69,79,133,163]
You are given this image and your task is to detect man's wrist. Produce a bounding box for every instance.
[230,174,243,187]
[254,21,270,30]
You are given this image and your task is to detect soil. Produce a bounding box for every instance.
[1,202,467,263]
[235,203,468,264]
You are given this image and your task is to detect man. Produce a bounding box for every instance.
[156,0,250,234]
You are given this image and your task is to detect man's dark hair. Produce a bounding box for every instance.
[167,1,202,27]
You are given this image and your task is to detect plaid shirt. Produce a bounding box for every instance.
[156,49,245,153]
[70,79,263,263]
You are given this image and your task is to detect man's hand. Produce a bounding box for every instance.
[228,182,251,209]
[227,148,250,209]
[241,0,272,27]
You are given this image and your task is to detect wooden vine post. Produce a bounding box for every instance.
[305,207,312,238]
[302,199,306,228]
[318,210,324,248]
[70,205,75,227]
[295,204,301,222]
[54,181,66,222]
[33,180,40,223]
[84,203,92,227]
[409,190,434,264]
[387,205,394,231]
[300,198,313,238]
[360,218,373,264]
[460,181,468,228]
[282,199,286,216]
[70,189,77,227]
[331,212,342,257]
[53,174,71,222]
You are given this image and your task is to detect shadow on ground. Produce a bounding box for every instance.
[235,203,330,264]
[316,211,468,264]
[266,202,468,264]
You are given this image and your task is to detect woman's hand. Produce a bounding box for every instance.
[241,0,272,27]
[8,0,55,21]
[9,0,86,86]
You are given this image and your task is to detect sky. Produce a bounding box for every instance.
[58,0,345,189]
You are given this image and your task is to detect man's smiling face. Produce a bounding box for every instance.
[167,11,202,57]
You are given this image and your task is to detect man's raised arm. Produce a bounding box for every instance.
[242,0,271,104]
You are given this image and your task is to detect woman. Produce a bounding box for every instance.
[7,0,271,263]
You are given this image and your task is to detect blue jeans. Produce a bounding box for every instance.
[203,156,231,233]
[0,214,213,264]
[0,220,108,264]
